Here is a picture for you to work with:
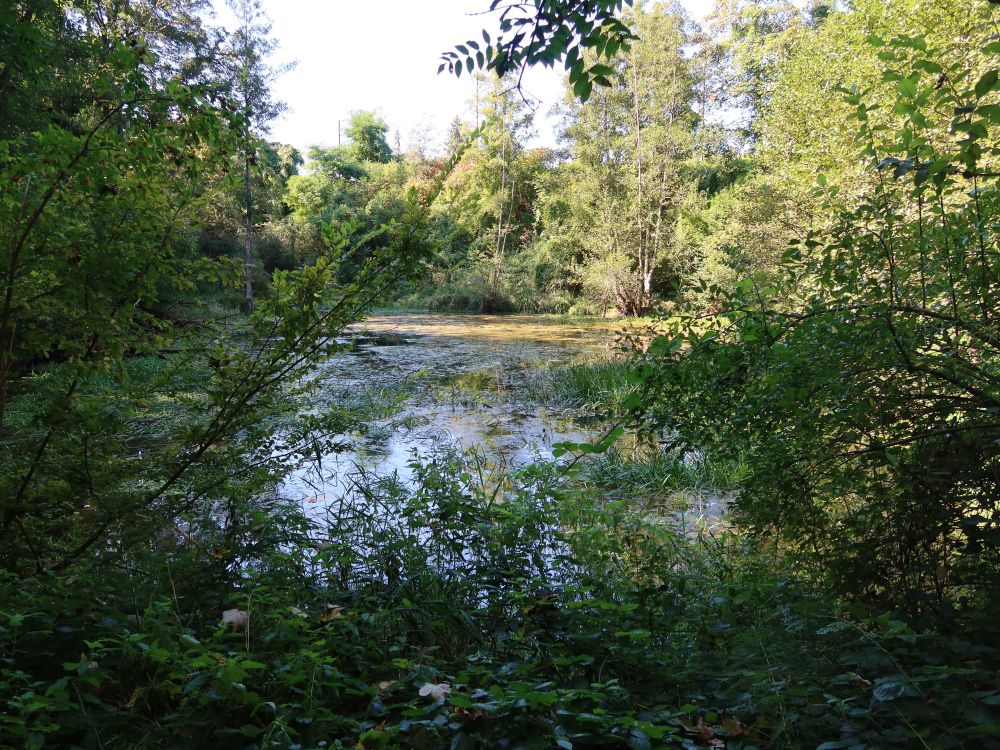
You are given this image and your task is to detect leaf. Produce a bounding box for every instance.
[320,604,345,622]
[418,682,451,701]
[872,680,907,702]
[974,70,999,99]
[626,730,651,750]
[978,104,1000,123]
[898,76,918,98]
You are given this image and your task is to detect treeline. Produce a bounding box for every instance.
[272,0,995,318]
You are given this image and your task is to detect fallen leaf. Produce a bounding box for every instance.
[847,671,871,689]
[123,687,143,710]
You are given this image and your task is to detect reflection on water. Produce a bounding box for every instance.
[281,314,623,512]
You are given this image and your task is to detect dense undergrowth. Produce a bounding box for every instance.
[3,349,998,749]
[4,447,999,750]
[387,285,599,316]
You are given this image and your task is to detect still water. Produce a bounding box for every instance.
[280,314,624,511]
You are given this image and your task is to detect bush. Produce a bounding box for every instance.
[640,30,1000,614]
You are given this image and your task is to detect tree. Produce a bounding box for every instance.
[0,0,243,564]
[225,0,293,310]
[641,0,1000,611]
[446,116,482,161]
[473,75,536,309]
[540,3,698,315]
[344,110,393,164]
[705,0,810,140]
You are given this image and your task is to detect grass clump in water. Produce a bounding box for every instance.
[527,357,636,412]
[581,445,747,506]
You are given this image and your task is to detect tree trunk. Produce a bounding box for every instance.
[489,106,509,308]
[632,57,646,317]
[243,151,254,312]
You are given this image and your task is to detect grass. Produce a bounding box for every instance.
[580,445,747,505]
[525,357,636,412]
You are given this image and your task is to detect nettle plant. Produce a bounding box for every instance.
[642,26,1000,613]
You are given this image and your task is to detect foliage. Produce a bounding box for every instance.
[345,111,394,164]
[3,451,997,748]
[441,0,636,103]
[638,8,1000,612]
[537,4,700,316]
[223,0,294,310]
[2,0,1000,748]
[0,0,449,579]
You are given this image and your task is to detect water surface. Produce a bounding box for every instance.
[281,313,624,511]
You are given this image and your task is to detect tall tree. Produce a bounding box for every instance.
[705,0,829,141]
[541,3,698,315]
[344,110,393,164]
[225,0,292,310]
[475,75,535,308]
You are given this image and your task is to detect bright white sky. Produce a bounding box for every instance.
[210,0,714,156]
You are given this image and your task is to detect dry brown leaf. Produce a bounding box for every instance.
[123,687,144,710]
[320,604,346,622]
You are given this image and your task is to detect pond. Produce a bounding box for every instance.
[279,313,627,512]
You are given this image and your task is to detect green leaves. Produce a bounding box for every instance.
[552,425,624,458]
[897,75,919,98]
[974,69,999,99]
[573,75,594,102]
[441,0,635,101]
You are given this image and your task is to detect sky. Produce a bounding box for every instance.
[211,0,714,156]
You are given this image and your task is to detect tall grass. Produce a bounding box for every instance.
[525,357,636,412]
[581,445,747,503]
